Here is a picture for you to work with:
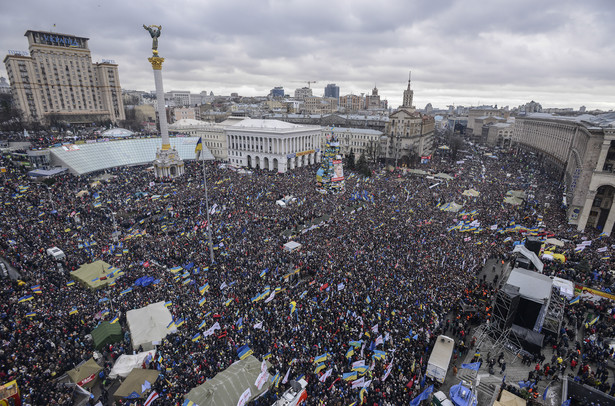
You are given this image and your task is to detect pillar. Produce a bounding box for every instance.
[577,190,597,231]
[148,57,170,151]
[596,140,612,172]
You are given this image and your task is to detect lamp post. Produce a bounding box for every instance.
[202,159,215,264]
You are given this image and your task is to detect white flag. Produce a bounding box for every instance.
[597,246,608,253]
[337,283,345,291]
[282,367,291,384]
[375,335,384,346]
[253,321,263,329]
[220,281,228,290]
[265,291,276,303]
[351,377,365,388]
[352,360,366,368]
[237,388,251,406]
[371,324,378,333]
[319,368,333,382]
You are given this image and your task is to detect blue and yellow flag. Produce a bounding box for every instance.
[195,137,203,158]
[237,345,253,360]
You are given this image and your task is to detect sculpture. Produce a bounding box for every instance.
[143,24,162,54]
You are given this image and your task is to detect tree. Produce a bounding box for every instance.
[346,150,356,170]
[450,136,463,162]
[356,154,371,177]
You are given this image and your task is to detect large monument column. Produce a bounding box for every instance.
[144,24,184,179]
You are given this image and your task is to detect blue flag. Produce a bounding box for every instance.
[461,361,481,371]
[410,384,433,406]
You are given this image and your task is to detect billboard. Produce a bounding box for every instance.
[332,160,344,182]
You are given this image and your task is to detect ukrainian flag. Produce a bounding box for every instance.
[18,295,34,303]
[25,312,36,318]
[69,308,78,315]
[343,371,358,381]
[352,365,369,375]
[167,320,176,329]
[164,301,172,308]
[195,137,203,158]
[314,353,328,364]
[199,297,206,306]
[237,345,253,360]
[110,315,119,324]
[224,298,233,307]
[271,372,281,387]
[366,295,371,304]
[290,301,297,314]
[260,268,268,278]
[345,348,354,358]
[372,350,386,361]
[314,363,326,374]
[263,352,272,360]
[191,333,201,342]
[569,296,580,305]
[199,283,209,294]
[175,318,185,327]
[198,320,206,329]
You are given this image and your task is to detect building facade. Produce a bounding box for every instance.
[226,119,321,173]
[322,127,383,161]
[513,113,615,234]
[467,106,509,137]
[383,73,435,162]
[324,83,340,100]
[294,87,313,100]
[3,30,125,125]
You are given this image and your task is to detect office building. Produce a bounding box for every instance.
[270,87,285,98]
[3,30,125,125]
[324,83,339,100]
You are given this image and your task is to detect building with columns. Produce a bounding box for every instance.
[513,113,615,233]
[226,119,321,173]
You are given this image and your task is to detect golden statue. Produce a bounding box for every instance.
[143,24,162,55]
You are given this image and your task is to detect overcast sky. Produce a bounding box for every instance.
[2,0,614,111]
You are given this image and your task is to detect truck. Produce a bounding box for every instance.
[425,335,455,383]
[273,379,307,406]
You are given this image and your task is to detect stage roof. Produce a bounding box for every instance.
[506,268,553,303]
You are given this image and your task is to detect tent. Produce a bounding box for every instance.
[434,172,453,180]
[109,350,156,379]
[126,301,174,351]
[67,358,103,388]
[504,196,523,206]
[283,241,302,252]
[512,245,544,273]
[545,238,565,247]
[113,368,159,401]
[91,321,123,351]
[462,189,480,197]
[440,202,463,213]
[70,260,122,290]
[506,190,526,199]
[553,277,575,299]
[494,390,526,406]
[184,355,271,406]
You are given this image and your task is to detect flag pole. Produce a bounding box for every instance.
[200,144,215,263]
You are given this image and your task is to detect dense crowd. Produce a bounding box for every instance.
[0,138,614,406]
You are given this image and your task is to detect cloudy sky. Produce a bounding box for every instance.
[1,0,614,111]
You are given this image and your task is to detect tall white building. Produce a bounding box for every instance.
[3,30,125,125]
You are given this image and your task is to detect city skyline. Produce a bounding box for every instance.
[1,0,614,111]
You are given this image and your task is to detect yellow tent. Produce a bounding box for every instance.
[494,390,526,406]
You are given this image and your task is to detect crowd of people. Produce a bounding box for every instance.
[0,136,614,405]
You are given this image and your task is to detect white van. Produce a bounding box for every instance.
[46,247,66,261]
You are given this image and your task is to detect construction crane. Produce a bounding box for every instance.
[305,81,317,88]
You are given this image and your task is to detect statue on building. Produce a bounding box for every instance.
[143,24,162,54]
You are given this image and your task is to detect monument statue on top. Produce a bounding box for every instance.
[143,24,162,55]
[143,24,184,178]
